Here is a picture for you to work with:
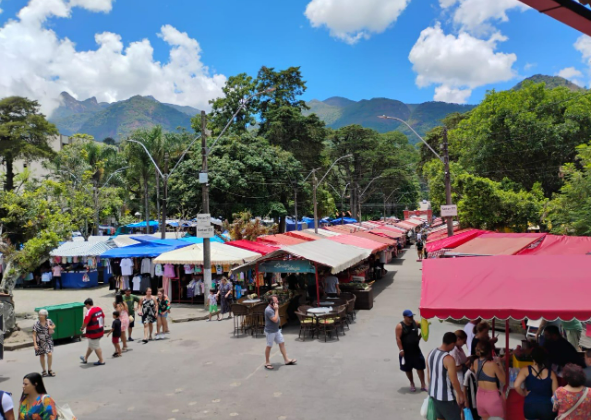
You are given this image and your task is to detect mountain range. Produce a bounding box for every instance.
[49,74,582,144]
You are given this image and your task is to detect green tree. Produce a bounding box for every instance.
[451,83,591,196]
[0,96,58,191]
[543,142,591,235]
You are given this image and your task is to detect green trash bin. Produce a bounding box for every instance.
[34,302,85,340]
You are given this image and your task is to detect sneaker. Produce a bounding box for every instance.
[128,337,134,342]
[156,334,161,340]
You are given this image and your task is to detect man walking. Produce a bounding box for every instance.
[80,298,105,366]
[264,296,296,370]
[426,332,465,420]
[122,289,140,341]
[395,309,427,392]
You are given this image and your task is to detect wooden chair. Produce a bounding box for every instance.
[335,305,349,333]
[231,304,249,336]
[298,305,312,314]
[346,297,356,322]
[316,313,339,342]
[295,311,316,341]
[340,292,354,301]
[250,302,267,338]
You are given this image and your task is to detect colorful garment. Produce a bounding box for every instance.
[33,320,54,356]
[141,297,157,324]
[19,394,57,420]
[163,264,176,278]
[157,297,170,315]
[554,387,591,420]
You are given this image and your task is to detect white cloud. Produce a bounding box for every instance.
[0,0,226,116]
[575,35,591,64]
[304,0,410,44]
[449,0,527,35]
[524,62,536,71]
[433,86,472,103]
[439,0,458,8]
[556,67,584,87]
[408,24,517,103]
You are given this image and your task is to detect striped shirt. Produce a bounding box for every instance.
[84,306,104,339]
[428,348,455,402]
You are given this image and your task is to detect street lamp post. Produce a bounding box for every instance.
[378,115,454,237]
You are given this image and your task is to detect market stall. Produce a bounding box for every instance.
[445,233,547,257]
[153,242,261,303]
[226,240,278,255]
[350,231,399,259]
[257,234,310,247]
[421,255,591,420]
[49,240,116,289]
[424,228,488,257]
[304,228,341,237]
[516,234,591,255]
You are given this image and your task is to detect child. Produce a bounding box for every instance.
[207,289,220,322]
[107,310,122,357]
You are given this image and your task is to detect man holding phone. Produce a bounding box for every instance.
[264,295,296,370]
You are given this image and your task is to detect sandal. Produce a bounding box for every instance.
[410,385,417,392]
[285,359,297,365]
[41,370,48,377]
[264,364,274,370]
[48,370,56,377]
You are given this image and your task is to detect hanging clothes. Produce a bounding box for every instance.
[140,258,152,275]
[183,264,193,275]
[163,264,176,278]
[154,264,163,277]
[132,275,142,291]
[162,277,171,298]
[121,258,134,276]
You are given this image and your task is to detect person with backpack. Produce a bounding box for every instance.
[0,389,14,420]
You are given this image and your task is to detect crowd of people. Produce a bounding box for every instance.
[398,310,591,420]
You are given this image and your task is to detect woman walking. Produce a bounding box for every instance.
[32,310,55,377]
[553,364,591,419]
[472,340,505,420]
[18,373,57,420]
[113,294,129,352]
[216,277,233,320]
[156,288,170,340]
[514,346,558,420]
[139,287,158,344]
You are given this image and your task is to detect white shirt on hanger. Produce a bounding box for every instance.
[121,258,134,276]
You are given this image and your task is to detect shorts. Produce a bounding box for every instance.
[524,400,556,420]
[209,304,218,314]
[399,352,426,372]
[129,319,135,328]
[158,313,168,318]
[432,399,462,420]
[112,336,120,344]
[476,388,505,418]
[265,330,284,347]
[87,338,101,350]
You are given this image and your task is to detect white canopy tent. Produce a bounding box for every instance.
[153,242,261,265]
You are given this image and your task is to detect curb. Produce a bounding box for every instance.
[4,341,34,351]
[171,315,210,323]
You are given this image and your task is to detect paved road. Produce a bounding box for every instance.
[0,247,521,420]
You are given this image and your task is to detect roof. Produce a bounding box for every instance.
[350,231,398,246]
[420,255,591,321]
[111,233,187,247]
[403,218,424,227]
[517,235,591,255]
[154,242,261,265]
[304,228,341,237]
[518,0,591,37]
[393,222,414,231]
[226,240,278,256]
[425,229,488,253]
[257,234,308,246]
[446,233,546,256]
[331,217,358,224]
[370,227,404,238]
[327,234,388,253]
[284,231,322,241]
[233,239,371,275]
[101,238,191,258]
[51,240,116,257]
[324,225,365,234]
[179,236,226,244]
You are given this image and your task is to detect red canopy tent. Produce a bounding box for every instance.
[446,233,546,256]
[371,227,404,238]
[226,240,278,256]
[517,234,591,255]
[404,218,424,227]
[325,225,364,234]
[518,0,591,37]
[351,231,398,247]
[394,222,414,231]
[257,234,309,246]
[327,234,388,253]
[420,255,591,321]
[285,231,323,241]
[425,229,488,253]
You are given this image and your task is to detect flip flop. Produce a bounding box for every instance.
[93,361,106,366]
[410,385,416,392]
[79,356,87,364]
[285,359,297,365]
[264,364,274,370]
[420,387,428,392]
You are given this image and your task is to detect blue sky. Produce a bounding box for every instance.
[0,0,588,112]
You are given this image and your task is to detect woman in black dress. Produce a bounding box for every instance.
[139,287,157,343]
[216,277,233,320]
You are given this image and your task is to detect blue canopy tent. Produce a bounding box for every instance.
[101,237,191,258]
[285,218,306,232]
[180,236,225,244]
[330,217,358,224]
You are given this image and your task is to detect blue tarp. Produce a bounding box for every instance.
[331,217,358,224]
[285,218,306,232]
[125,220,159,228]
[180,236,225,244]
[101,237,190,258]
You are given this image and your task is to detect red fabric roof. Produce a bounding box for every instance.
[425,229,488,253]
[420,255,591,321]
[371,228,404,238]
[517,235,591,255]
[226,240,278,255]
[350,231,397,247]
[447,233,546,256]
[404,218,424,226]
[327,234,388,253]
[284,231,321,241]
[519,0,591,37]
[394,222,414,231]
[325,225,364,234]
[257,234,308,246]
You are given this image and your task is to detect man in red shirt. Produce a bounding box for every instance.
[80,298,105,365]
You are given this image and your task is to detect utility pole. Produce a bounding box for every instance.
[312,170,318,234]
[293,186,298,231]
[160,152,169,239]
[442,127,454,237]
[93,184,99,237]
[201,111,212,302]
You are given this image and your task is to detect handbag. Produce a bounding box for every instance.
[128,315,134,323]
[420,396,429,418]
[557,387,588,420]
[426,397,437,420]
[57,403,77,420]
[463,408,474,420]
